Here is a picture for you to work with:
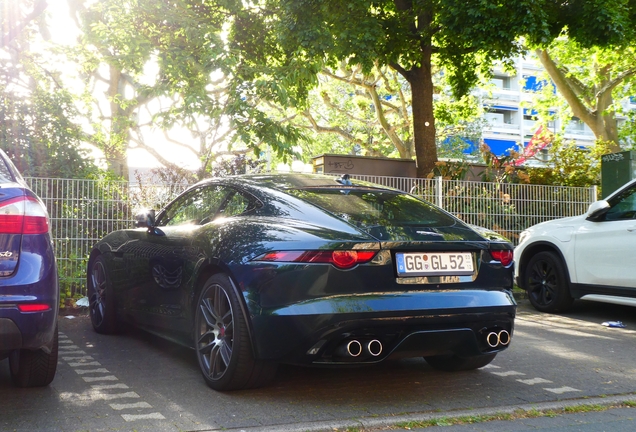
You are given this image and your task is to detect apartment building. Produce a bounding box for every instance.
[477,56,635,160]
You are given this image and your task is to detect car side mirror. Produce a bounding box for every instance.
[135,209,156,228]
[586,200,610,220]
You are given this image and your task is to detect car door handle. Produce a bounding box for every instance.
[628,226,636,232]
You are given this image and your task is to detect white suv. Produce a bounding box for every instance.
[514,178,636,312]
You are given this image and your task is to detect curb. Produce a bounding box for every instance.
[227,393,636,432]
[512,289,528,301]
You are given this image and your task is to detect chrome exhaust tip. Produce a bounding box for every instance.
[486,332,500,348]
[346,340,362,357]
[486,329,511,348]
[498,330,511,346]
[367,339,382,357]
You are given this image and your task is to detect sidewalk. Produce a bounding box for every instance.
[241,394,636,432]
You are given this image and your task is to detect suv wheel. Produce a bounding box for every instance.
[525,251,574,313]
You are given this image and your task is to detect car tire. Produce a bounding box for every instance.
[88,255,117,334]
[525,251,573,313]
[194,273,277,391]
[424,353,497,371]
[10,324,58,387]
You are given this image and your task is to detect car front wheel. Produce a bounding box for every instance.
[194,274,277,391]
[525,251,573,313]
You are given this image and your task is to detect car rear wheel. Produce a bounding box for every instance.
[194,274,277,391]
[425,353,497,371]
[525,251,573,313]
[88,255,117,334]
[10,324,58,387]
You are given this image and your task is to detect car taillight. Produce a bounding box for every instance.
[0,196,49,234]
[18,304,51,312]
[491,250,513,266]
[254,250,378,269]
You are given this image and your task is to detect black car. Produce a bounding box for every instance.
[87,174,515,391]
[0,149,59,387]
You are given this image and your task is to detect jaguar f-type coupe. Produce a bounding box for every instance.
[87,174,516,391]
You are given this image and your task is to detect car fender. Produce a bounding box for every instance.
[515,221,581,286]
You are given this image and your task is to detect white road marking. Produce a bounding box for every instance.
[58,345,81,350]
[74,368,110,375]
[490,371,526,377]
[96,391,140,401]
[121,413,166,421]
[62,355,94,361]
[82,375,119,382]
[544,386,581,394]
[110,402,153,410]
[517,378,553,385]
[481,364,501,369]
[91,383,129,390]
[61,334,167,422]
[68,361,101,367]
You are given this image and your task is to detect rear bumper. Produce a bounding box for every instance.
[0,255,59,353]
[248,289,516,364]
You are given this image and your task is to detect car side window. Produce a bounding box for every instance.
[604,185,636,221]
[158,185,230,227]
[220,192,252,217]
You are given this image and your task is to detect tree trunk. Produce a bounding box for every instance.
[408,53,437,177]
[537,49,621,153]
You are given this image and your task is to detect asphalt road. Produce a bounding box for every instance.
[2,298,636,432]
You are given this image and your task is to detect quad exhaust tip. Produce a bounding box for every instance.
[486,330,511,348]
[338,339,383,358]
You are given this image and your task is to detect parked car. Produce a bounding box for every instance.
[87,173,516,391]
[515,178,636,313]
[0,149,59,387]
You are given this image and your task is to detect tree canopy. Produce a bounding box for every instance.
[5,0,636,180]
[221,0,636,177]
[1,0,100,178]
[532,38,636,152]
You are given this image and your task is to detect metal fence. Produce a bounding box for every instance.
[25,176,597,302]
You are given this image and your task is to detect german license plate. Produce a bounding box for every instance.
[395,252,474,277]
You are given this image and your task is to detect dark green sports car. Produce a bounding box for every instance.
[87,174,516,391]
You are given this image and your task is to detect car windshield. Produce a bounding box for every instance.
[287,188,458,229]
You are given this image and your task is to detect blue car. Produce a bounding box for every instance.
[0,149,59,387]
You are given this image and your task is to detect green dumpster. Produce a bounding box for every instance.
[601,151,636,198]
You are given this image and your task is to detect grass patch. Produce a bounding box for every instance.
[342,400,636,431]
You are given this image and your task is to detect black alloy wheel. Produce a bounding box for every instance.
[194,274,277,391]
[525,251,573,313]
[88,255,117,334]
[425,353,497,371]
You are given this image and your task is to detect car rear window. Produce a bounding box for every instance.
[288,188,458,228]
[0,157,14,183]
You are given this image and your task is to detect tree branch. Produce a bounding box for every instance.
[2,0,48,47]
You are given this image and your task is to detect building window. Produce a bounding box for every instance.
[492,75,511,90]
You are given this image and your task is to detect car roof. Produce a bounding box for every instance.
[194,173,397,193]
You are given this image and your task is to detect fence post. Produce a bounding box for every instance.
[590,185,598,203]
[436,176,443,209]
